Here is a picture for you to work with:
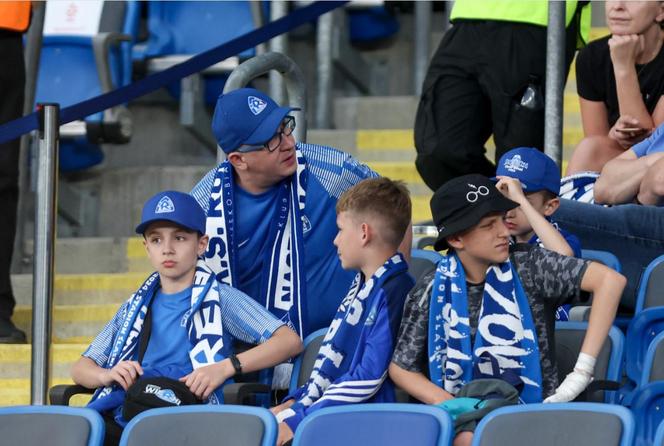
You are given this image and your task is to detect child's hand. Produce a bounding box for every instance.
[180,360,233,400]
[270,399,295,416]
[101,360,143,390]
[495,176,527,205]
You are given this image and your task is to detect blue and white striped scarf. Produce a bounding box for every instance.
[88,260,227,406]
[428,254,543,403]
[204,149,308,339]
[560,172,599,204]
[283,254,408,413]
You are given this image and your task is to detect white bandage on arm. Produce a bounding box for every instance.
[544,352,596,403]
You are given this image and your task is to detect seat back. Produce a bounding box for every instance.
[581,249,621,272]
[636,254,664,312]
[631,382,664,446]
[292,403,453,446]
[472,403,634,446]
[119,405,276,446]
[555,322,624,403]
[409,249,441,281]
[643,331,664,385]
[655,418,664,446]
[144,1,256,57]
[625,307,664,387]
[289,327,328,392]
[0,405,104,446]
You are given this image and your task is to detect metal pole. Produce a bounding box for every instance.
[315,11,334,129]
[544,0,566,168]
[413,1,431,95]
[269,1,288,104]
[30,103,59,405]
[14,1,46,273]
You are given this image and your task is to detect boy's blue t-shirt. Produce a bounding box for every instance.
[141,286,193,372]
[632,123,664,158]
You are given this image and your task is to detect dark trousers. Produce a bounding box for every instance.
[0,31,25,322]
[414,20,578,192]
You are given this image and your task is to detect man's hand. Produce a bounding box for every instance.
[544,352,595,403]
[609,115,651,148]
[270,399,295,416]
[180,360,233,400]
[608,34,644,70]
[276,422,294,446]
[495,176,527,206]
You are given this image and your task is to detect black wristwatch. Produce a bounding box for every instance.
[229,353,243,375]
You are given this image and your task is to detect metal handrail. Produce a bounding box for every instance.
[220,52,308,164]
[544,0,566,169]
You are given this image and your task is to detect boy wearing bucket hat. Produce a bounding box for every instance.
[389,174,625,446]
[71,190,302,445]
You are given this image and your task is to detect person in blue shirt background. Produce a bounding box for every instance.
[493,147,582,321]
[271,177,415,445]
[190,88,412,350]
[71,190,302,446]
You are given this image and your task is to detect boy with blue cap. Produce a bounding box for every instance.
[190,88,412,381]
[71,190,302,445]
[494,147,582,259]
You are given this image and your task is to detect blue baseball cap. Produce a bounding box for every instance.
[135,190,206,235]
[211,88,299,154]
[494,147,561,195]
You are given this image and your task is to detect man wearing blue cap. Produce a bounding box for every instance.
[190,88,412,356]
[71,190,302,445]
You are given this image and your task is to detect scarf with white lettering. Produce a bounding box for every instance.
[88,260,227,407]
[428,253,542,403]
[280,254,407,415]
[204,149,308,339]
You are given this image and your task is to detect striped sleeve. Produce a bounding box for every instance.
[281,293,393,432]
[190,167,217,213]
[218,283,285,344]
[300,143,378,199]
[82,301,129,366]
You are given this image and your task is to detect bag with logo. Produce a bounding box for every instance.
[122,376,201,421]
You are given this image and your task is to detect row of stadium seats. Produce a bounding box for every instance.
[0,401,650,446]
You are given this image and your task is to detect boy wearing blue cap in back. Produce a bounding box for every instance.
[71,190,302,446]
[494,148,582,320]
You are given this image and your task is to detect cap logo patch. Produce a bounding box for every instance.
[503,154,528,173]
[155,196,175,214]
[247,96,267,115]
[466,184,490,203]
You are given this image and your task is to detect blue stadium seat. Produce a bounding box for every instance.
[348,5,399,45]
[631,382,664,446]
[555,322,624,403]
[472,403,635,446]
[140,1,257,104]
[635,254,664,313]
[409,248,441,281]
[581,249,622,273]
[625,307,664,393]
[119,405,276,446]
[655,418,664,446]
[0,405,104,446]
[289,327,327,393]
[292,403,453,446]
[36,0,139,171]
[641,330,664,386]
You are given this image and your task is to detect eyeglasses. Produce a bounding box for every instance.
[237,116,296,153]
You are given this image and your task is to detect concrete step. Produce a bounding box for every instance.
[13,303,119,343]
[0,378,84,406]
